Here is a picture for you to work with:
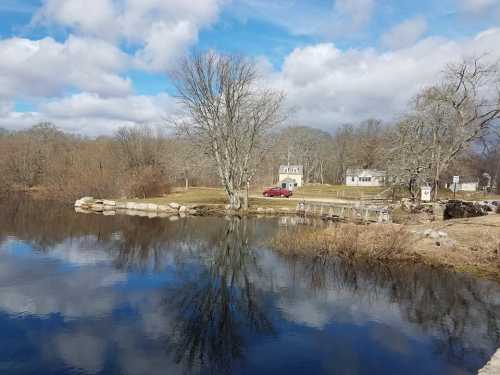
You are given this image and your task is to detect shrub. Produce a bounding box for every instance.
[125,167,171,199]
[271,224,412,261]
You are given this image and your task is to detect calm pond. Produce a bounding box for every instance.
[0,198,499,375]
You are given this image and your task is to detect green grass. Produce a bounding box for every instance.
[122,184,500,208]
[124,187,227,205]
[123,187,297,208]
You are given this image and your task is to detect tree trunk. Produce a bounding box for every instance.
[228,190,241,210]
[243,181,249,211]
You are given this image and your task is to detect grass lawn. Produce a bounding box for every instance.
[293,183,389,200]
[436,189,500,201]
[122,185,500,207]
[124,187,297,208]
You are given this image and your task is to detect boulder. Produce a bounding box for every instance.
[126,202,139,210]
[169,203,181,210]
[91,204,104,212]
[145,203,158,212]
[179,206,189,213]
[444,200,487,220]
[102,200,116,206]
[75,196,94,207]
[157,205,177,213]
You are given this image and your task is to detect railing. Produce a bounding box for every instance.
[296,201,390,223]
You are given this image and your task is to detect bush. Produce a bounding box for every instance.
[270,224,412,261]
[125,167,171,199]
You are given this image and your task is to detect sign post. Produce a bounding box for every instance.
[452,176,460,199]
[421,186,431,202]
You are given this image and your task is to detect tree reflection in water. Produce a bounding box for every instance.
[1,197,500,374]
[163,217,274,374]
[284,255,500,366]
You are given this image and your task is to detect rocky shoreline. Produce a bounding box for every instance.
[74,196,301,218]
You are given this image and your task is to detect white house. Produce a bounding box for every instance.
[447,177,479,192]
[345,168,386,187]
[279,165,303,190]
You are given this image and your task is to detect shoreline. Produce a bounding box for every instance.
[269,215,500,282]
[73,196,500,282]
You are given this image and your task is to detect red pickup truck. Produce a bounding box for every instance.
[262,187,293,198]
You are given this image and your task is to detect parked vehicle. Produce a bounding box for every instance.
[262,187,292,198]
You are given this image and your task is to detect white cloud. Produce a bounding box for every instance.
[0,93,177,135]
[460,0,500,14]
[34,0,224,72]
[381,16,428,50]
[227,0,375,37]
[0,35,131,99]
[334,0,375,30]
[268,27,500,129]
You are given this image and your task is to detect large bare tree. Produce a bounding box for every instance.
[171,52,284,210]
[392,56,500,200]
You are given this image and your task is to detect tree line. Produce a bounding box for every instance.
[1,53,499,206]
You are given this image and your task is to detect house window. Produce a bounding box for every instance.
[351,177,355,182]
[359,177,372,182]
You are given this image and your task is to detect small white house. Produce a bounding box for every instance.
[279,165,303,190]
[345,168,386,187]
[447,177,479,192]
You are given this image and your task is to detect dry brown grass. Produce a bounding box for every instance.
[272,214,500,281]
[271,224,413,261]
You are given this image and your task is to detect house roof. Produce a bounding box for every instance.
[346,168,386,177]
[280,177,297,183]
[279,165,303,174]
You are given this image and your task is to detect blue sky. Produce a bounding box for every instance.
[1,0,500,135]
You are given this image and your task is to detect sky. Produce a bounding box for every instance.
[1,0,500,135]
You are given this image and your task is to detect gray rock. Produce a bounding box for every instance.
[169,203,181,210]
[157,205,177,213]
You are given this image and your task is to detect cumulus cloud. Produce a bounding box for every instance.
[268,27,500,129]
[34,0,224,72]
[381,16,428,50]
[0,93,177,135]
[0,35,131,99]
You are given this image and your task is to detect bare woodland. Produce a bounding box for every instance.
[0,54,499,204]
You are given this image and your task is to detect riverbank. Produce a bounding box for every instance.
[271,214,500,281]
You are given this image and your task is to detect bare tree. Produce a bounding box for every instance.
[391,56,500,200]
[389,116,433,198]
[418,57,500,199]
[171,52,284,210]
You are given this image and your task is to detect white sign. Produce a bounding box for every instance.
[453,176,460,184]
[421,186,431,202]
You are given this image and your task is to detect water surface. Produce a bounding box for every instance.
[0,198,499,374]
